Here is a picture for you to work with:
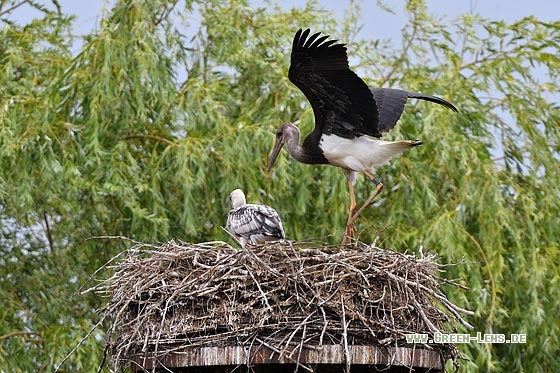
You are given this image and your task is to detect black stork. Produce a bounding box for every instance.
[267,28,457,242]
[226,189,285,248]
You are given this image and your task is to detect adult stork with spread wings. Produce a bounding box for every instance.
[268,29,457,242]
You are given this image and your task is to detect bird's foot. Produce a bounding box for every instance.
[341,222,356,246]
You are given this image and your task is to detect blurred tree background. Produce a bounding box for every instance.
[0,0,558,371]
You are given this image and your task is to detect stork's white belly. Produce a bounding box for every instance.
[320,134,416,173]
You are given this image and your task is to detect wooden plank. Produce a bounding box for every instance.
[131,345,443,371]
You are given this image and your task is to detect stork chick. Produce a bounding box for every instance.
[226,189,285,248]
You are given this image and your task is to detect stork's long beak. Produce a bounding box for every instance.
[267,138,285,171]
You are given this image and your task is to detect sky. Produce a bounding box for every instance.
[7,0,560,49]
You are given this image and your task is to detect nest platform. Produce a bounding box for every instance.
[90,239,472,372]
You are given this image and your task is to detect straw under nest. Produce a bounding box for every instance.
[88,239,473,372]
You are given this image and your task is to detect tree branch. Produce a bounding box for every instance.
[0,0,31,18]
[43,212,54,253]
[123,134,177,147]
[380,21,418,86]
[458,226,496,330]
[0,330,41,343]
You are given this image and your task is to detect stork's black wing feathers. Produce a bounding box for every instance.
[289,28,380,139]
[289,28,458,139]
[226,204,285,244]
[371,88,458,133]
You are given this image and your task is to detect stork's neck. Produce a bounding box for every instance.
[288,128,329,165]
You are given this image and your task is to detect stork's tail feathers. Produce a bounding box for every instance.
[368,139,423,168]
[383,140,422,162]
[397,139,423,148]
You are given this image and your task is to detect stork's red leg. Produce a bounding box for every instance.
[342,179,357,244]
[348,171,384,225]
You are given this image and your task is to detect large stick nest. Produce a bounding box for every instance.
[89,239,473,371]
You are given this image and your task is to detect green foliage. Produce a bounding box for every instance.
[0,0,558,371]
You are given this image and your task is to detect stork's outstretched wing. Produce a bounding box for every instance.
[371,88,458,133]
[288,29,458,139]
[289,28,379,139]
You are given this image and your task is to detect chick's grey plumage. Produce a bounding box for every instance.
[226,189,285,248]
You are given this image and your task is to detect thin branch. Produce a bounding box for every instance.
[123,134,177,147]
[0,0,30,17]
[458,226,497,330]
[0,330,41,342]
[54,317,107,372]
[340,295,351,373]
[43,212,54,253]
[380,22,418,86]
